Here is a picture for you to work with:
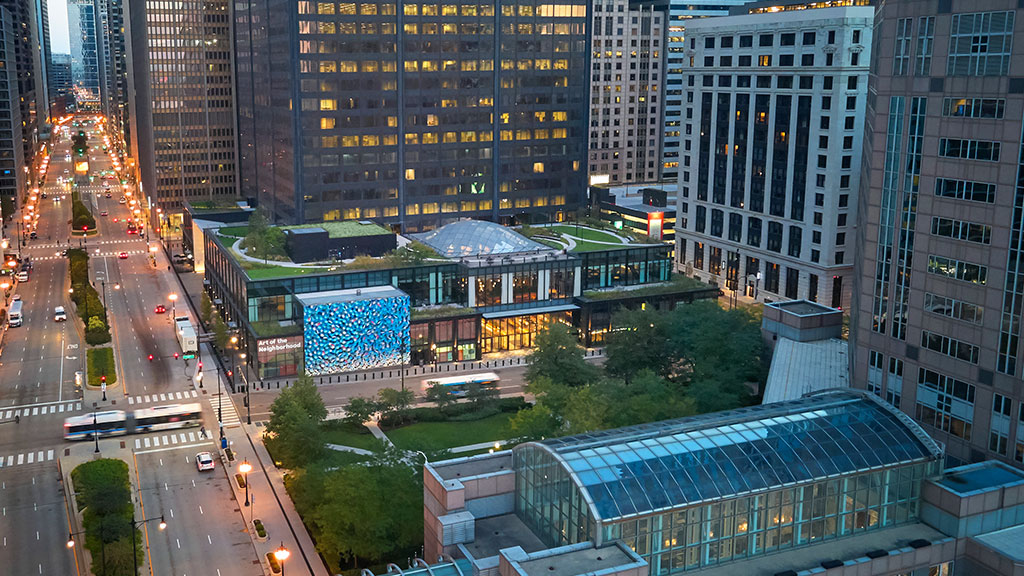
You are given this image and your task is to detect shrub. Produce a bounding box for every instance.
[71,459,140,576]
[236,473,246,489]
[267,552,281,573]
[254,519,267,538]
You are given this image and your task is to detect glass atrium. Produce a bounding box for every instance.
[513,391,944,574]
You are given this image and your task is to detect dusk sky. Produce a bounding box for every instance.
[48,0,69,54]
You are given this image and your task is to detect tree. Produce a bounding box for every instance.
[525,323,599,388]
[266,375,327,467]
[509,403,560,440]
[244,209,270,255]
[212,313,229,351]
[200,292,213,326]
[377,387,415,414]
[342,396,378,426]
[87,316,107,332]
[424,383,455,412]
[466,381,499,409]
[603,308,673,382]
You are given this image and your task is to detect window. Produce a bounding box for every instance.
[788,226,801,258]
[921,330,980,364]
[779,54,794,67]
[739,35,752,47]
[759,33,773,47]
[990,394,1012,455]
[785,267,799,299]
[802,31,815,45]
[758,55,772,67]
[927,254,987,285]
[721,36,733,48]
[938,138,1001,161]
[887,358,903,409]
[947,11,1015,76]
[916,16,935,75]
[767,222,783,252]
[930,217,992,244]
[941,97,1005,118]
[781,33,795,46]
[924,292,984,324]
[934,178,996,203]
[917,369,974,440]
[705,37,715,49]
[728,213,743,242]
[747,217,762,247]
[710,209,724,237]
[893,17,912,76]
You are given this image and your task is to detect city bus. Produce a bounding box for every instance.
[7,300,23,327]
[63,404,203,440]
[422,372,500,397]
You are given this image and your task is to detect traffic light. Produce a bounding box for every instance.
[148,354,154,361]
[226,370,233,378]
[100,375,106,384]
[173,352,179,360]
[198,361,203,371]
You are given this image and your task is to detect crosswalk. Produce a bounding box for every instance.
[2,402,81,421]
[210,393,242,429]
[0,449,56,469]
[127,389,199,405]
[134,430,213,451]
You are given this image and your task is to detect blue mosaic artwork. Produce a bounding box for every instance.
[303,294,410,375]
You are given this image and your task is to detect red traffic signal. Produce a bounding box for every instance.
[198,361,203,370]
[100,375,106,383]
[173,352,179,359]
[82,226,87,231]
[226,370,233,378]
[148,354,153,361]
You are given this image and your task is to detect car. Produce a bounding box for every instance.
[40,192,46,199]
[29,231,37,239]
[54,306,67,322]
[100,210,108,216]
[16,271,28,282]
[118,251,128,259]
[118,197,126,204]
[112,217,119,222]
[196,452,215,471]
[154,304,166,314]
[11,294,20,302]
[105,192,112,198]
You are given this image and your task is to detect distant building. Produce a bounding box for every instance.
[0,5,24,212]
[95,0,128,155]
[674,1,872,310]
[592,183,676,245]
[588,0,667,185]
[422,390,1024,576]
[851,0,1024,471]
[233,0,589,230]
[67,0,101,100]
[49,53,72,101]
[0,0,49,171]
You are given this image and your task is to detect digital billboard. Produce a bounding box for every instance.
[301,287,410,375]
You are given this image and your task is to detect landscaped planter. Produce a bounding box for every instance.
[235,473,246,489]
[253,518,268,542]
[267,551,281,574]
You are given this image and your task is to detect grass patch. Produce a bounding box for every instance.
[568,240,625,252]
[535,238,567,249]
[583,274,710,301]
[86,348,117,387]
[385,412,513,451]
[548,224,623,244]
[321,421,385,451]
[218,225,249,238]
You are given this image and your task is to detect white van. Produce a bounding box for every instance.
[54,306,67,322]
[8,300,22,327]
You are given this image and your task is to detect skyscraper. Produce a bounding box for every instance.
[852,1,1024,469]
[96,0,129,153]
[234,0,590,230]
[49,52,73,115]
[126,0,238,212]
[675,2,872,309]
[0,5,25,212]
[588,0,666,186]
[68,0,101,100]
[1,0,49,172]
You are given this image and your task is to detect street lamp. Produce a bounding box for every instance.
[131,515,166,575]
[240,353,251,424]
[92,411,100,453]
[168,293,177,318]
[239,460,252,507]
[274,543,290,576]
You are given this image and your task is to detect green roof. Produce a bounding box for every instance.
[283,221,391,238]
[188,199,248,212]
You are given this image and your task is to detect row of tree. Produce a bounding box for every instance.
[68,249,111,345]
[511,301,764,439]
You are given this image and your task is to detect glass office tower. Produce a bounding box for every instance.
[234,0,589,231]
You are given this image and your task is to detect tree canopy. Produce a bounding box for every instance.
[266,374,328,468]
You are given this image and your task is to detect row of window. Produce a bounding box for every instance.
[920,330,980,365]
[927,255,987,285]
[700,29,857,50]
[934,178,996,204]
[937,138,1000,162]
[923,292,984,325]
[930,217,991,245]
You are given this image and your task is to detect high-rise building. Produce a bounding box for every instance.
[126,0,238,213]
[32,0,50,125]
[852,1,1024,469]
[660,0,747,182]
[0,5,25,212]
[96,0,128,153]
[587,0,667,185]
[675,2,872,309]
[234,0,590,230]
[1,0,49,172]
[68,0,101,100]
[49,52,73,116]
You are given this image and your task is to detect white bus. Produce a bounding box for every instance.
[7,300,23,327]
[422,372,500,396]
[63,403,203,440]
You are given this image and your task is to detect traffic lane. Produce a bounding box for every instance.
[0,411,75,456]
[136,450,259,576]
[242,364,532,419]
[0,461,78,576]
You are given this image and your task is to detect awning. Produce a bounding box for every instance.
[482,303,579,320]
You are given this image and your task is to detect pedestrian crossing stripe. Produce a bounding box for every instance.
[127,390,198,405]
[0,450,55,469]
[134,430,209,450]
[3,402,81,420]
[211,394,242,428]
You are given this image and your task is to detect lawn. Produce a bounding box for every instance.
[548,224,624,244]
[568,239,623,252]
[322,449,371,468]
[322,421,385,451]
[86,348,117,387]
[385,413,513,451]
[218,225,249,238]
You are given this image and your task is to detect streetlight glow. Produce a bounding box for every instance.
[158,516,167,531]
[66,537,75,549]
[238,461,252,475]
[274,544,290,561]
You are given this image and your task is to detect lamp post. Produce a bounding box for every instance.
[241,352,251,424]
[239,460,252,507]
[92,411,100,453]
[168,293,177,318]
[131,515,166,575]
[274,543,290,576]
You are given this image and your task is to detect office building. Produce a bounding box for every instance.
[852,1,1024,470]
[422,389,1024,576]
[126,0,237,216]
[68,0,101,100]
[588,0,666,185]
[674,2,872,310]
[96,0,128,154]
[234,0,589,231]
[0,6,24,212]
[660,0,748,182]
[49,52,73,116]
[1,0,49,171]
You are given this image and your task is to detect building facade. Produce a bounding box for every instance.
[0,6,25,210]
[852,0,1024,470]
[96,0,129,155]
[126,0,238,213]
[675,3,872,310]
[68,0,101,99]
[1,0,49,174]
[660,0,748,182]
[588,0,667,185]
[234,0,590,231]
[49,53,72,101]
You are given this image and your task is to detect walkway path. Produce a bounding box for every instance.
[230,238,332,269]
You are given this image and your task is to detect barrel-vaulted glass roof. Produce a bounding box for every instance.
[527,391,943,523]
[415,220,551,258]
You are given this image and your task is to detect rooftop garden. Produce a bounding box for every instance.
[520,222,663,253]
[411,304,477,320]
[189,199,248,212]
[583,273,710,301]
[283,220,391,238]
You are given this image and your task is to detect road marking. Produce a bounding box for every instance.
[198,505,203,515]
[176,538,180,549]
[159,393,167,401]
[207,534,212,544]
[135,439,140,450]
[37,451,43,462]
[128,396,134,405]
[144,395,151,403]
[30,408,38,416]
[25,453,32,464]
[49,406,55,414]
[134,441,214,455]
[170,434,177,444]
[46,450,53,461]
[144,437,151,448]
[58,405,64,413]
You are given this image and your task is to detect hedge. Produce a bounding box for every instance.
[71,459,142,576]
[71,191,96,231]
[379,396,527,428]
[67,249,111,345]
[87,348,117,387]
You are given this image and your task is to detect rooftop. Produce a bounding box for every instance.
[515,543,641,576]
[294,285,407,307]
[766,299,840,317]
[283,220,391,238]
[528,391,943,522]
[416,220,552,258]
[463,514,548,560]
[935,461,1024,494]
[432,452,512,482]
[762,338,849,403]
[973,524,1024,563]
